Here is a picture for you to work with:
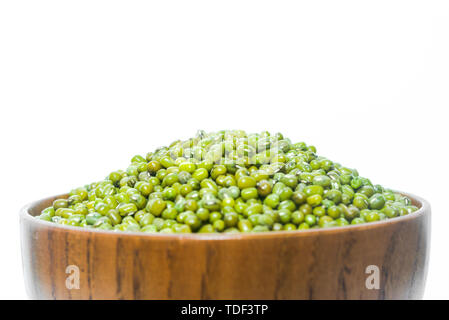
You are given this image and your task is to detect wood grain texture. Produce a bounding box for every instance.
[20,193,430,300]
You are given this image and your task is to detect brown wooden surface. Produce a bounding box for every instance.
[20,192,430,300]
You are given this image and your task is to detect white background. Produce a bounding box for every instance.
[1,1,448,299]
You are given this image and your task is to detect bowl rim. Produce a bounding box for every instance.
[20,191,430,240]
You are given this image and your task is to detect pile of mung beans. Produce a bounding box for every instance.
[37,130,418,233]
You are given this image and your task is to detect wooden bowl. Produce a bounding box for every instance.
[20,192,430,300]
